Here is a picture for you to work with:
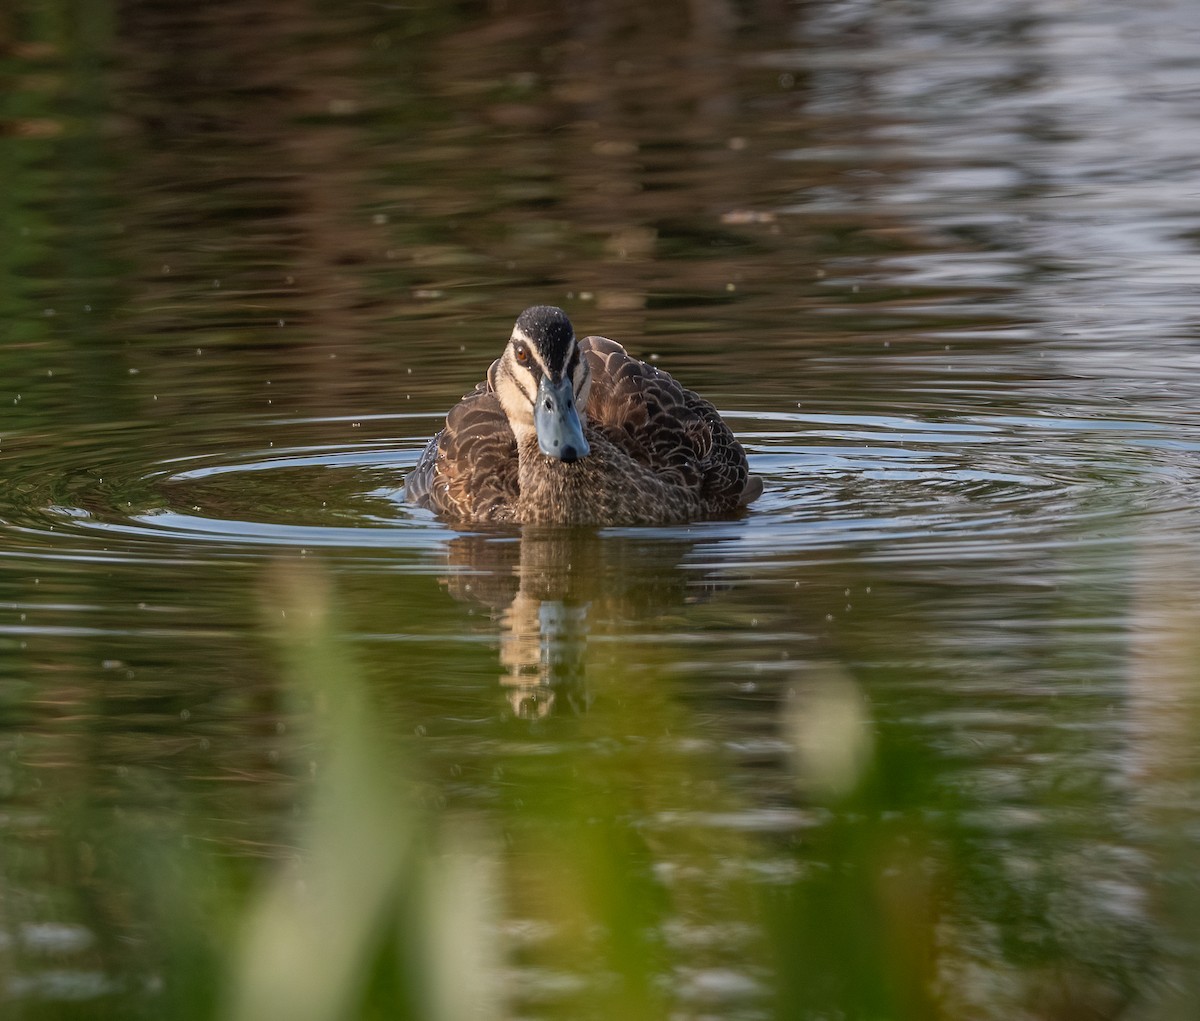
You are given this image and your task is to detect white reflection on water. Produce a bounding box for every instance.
[764,0,1200,413]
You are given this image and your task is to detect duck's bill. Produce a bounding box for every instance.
[534,375,590,463]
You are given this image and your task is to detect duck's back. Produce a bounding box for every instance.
[405,335,760,523]
[580,336,759,513]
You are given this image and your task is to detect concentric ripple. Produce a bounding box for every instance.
[2,406,1195,572]
[0,414,447,567]
[735,407,1200,563]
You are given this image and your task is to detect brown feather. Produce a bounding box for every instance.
[580,335,751,507]
[405,332,759,525]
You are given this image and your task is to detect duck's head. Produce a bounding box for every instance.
[490,306,591,463]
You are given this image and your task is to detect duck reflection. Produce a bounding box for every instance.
[439,529,713,718]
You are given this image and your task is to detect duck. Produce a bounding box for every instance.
[404,306,762,525]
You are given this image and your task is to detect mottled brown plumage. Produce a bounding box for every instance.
[405,309,761,525]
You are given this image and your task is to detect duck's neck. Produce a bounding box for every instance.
[515,434,599,524]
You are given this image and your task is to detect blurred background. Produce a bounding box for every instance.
[2,0,1200,1018]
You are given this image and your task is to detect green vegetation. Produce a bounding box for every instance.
[2,1,1200,1019]
[7,552,1194,1021]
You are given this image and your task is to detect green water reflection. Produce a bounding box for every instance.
[3,0,1200,1018]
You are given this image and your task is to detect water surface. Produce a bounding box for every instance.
[2,0,1200,1017]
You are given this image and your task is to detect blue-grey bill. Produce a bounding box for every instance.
[534,375,590,462]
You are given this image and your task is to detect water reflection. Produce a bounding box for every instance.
[5,0,1200,1014]
[440,530,713,718]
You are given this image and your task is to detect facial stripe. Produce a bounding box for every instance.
[514,365,538,403]
[531,340,575,382]
[565,345,581,381]
[511,333,575,384]
[527,347,552,380]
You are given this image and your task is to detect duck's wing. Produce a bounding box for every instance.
[580,335,760,511]
[404,378,519,522]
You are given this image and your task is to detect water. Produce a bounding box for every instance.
[2,0,1200,1017]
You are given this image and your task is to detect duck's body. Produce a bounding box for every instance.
[405,309,761,526]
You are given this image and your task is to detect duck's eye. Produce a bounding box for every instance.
[514,343,530,365]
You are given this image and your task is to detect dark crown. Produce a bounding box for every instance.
[514,306,575,370]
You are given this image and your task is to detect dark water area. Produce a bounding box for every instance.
[2,0,1200,1018]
